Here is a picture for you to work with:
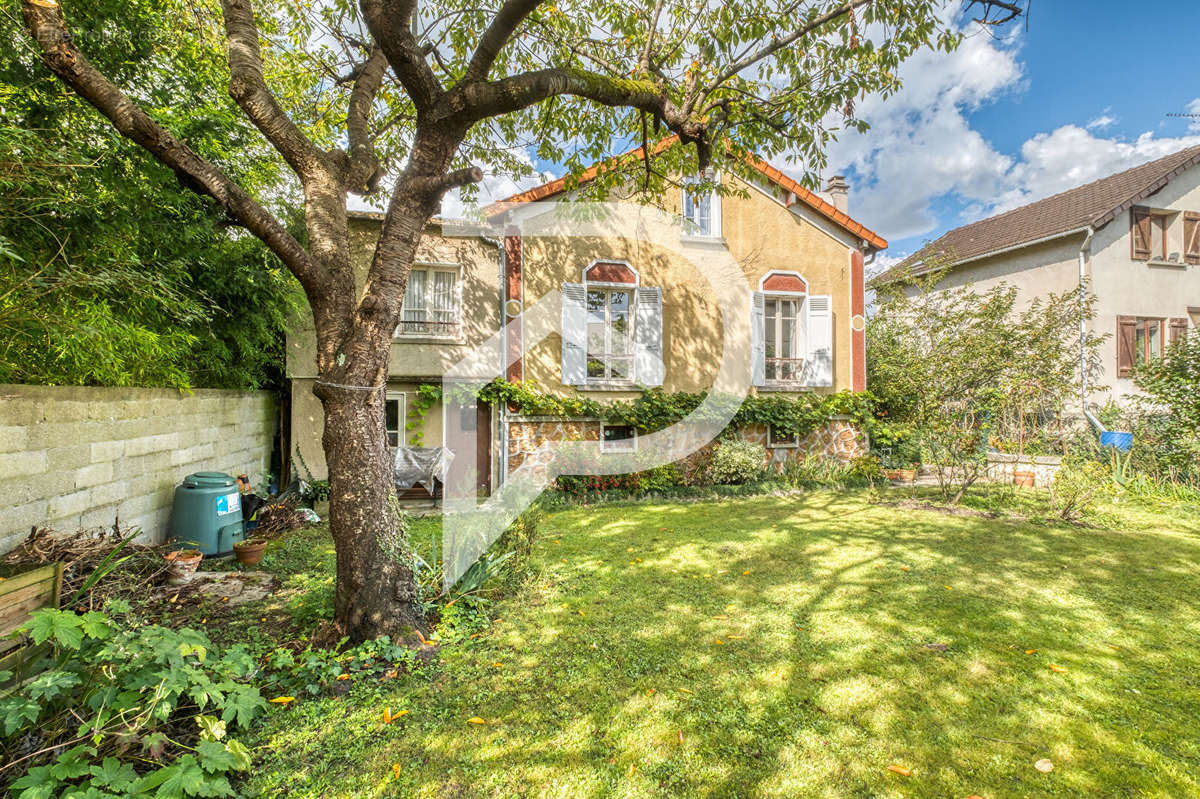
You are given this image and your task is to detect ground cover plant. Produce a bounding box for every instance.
[232,490,1200,798]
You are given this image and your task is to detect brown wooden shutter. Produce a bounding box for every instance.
[1130,207,1152,260]
[1185,212,1200,265]
[1169,317,1189,346]
[1116,316,1137,377]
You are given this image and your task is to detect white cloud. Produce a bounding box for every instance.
[788,22,1200,256]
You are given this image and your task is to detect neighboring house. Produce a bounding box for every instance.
[285,141,888,493]
[874,145,1200,407]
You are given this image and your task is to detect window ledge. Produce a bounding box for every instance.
[1145,259,1189,269]
[680,234,727,246]
[393,335,466,345]
[756,383,814,393]
[579,381,638,392]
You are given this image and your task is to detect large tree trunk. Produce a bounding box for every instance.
[319,384,426,642]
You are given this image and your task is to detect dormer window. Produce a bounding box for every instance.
[682,174,720,238]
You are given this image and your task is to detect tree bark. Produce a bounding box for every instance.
[319,384,425,641]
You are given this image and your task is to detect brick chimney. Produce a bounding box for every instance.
[824,175,849,214]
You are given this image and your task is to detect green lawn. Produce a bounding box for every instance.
[244,492,1200,798]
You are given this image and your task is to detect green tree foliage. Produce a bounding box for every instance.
[0,0,299,388]
[1131,331,1200,480]
[869,259,1103,502]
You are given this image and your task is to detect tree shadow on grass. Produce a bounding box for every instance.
[247,492,1200,798]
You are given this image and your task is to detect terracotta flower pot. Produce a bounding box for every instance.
[1012,470,1036,488]
[885,468,917,482]
[233,539,267,567]
[165,549,203,584]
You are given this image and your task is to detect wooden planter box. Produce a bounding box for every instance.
[0,563,64,689]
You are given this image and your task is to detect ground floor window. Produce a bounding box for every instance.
[586,287,634,382]
[602,424,636,452]
[764,296,804,382]
[767,425,799,448]
[385,392,406,447]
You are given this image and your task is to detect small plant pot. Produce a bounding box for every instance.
[233,539,267,567]
[1012,470,1036,488]
[165,549,203,584]
[885,468,917,482]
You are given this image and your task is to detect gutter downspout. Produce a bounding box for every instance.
[1077,226,1106,435]
[481,231,508,485]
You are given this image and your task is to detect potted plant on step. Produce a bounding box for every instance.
[233,538,268,567]
[164,549,203,584]
[881,441,920,482]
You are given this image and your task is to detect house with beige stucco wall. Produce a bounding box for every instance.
[285,140,887,495]
[874,144,1200,410]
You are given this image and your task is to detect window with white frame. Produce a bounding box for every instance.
[763,295,805,382]
[384,392,406,447]
[682,175,719,238]
[399,265,460,337]
[602,423,636,452]
[586,287,634,381]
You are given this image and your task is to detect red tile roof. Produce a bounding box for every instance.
[484,136,887,251]
[875,144,1200,285]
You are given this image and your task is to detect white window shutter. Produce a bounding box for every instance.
[805,294,833,387]
[750,291,765,386]
[561,282,587,385]
[634,287,664,386]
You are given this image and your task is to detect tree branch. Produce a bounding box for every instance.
[360,0,444,111]
[706,0,873,94]
[346,48,389,193]
[221,0,326,178]
[464,0,544,81]
[19,0,327,298]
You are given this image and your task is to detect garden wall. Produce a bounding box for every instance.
[0,385,275,554]
[504,415,867,482]
[985,452,1063,488]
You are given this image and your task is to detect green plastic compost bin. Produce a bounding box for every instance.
[169,472,245,556]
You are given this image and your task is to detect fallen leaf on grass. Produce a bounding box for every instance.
[743,570,751,575]
[944,585,953,590]
[886,764,911,776]
[269,696,295,704]
[1034,758,1054,773]
[713,614,728,620]
[492,662,503,668]
[628,763,636,776]
[1025,649,1037,655]
[336,673,349,681]
[1048,664,1067,673]
[714,638,725,645]
[677,687,694,694]
[677,730,684,744]
[899,566,910,571]
[393,764,401,779]
[468,717,487,725]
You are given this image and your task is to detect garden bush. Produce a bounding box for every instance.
[706,440,766,485]
[2,603,265,798]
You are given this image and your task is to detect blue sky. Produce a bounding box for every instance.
[444,2,1200,265]
[819,1,1200,262]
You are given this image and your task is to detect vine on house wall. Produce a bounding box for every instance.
[429,380,880,440]
[406,384,441,446]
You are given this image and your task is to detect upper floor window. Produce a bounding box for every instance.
[682,175,720,238]
[1132,207,1200,264]
[399,264,460,338]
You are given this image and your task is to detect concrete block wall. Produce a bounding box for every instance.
[0,385,275,554]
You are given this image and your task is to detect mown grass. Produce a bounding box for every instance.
[242,491,1200,798]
